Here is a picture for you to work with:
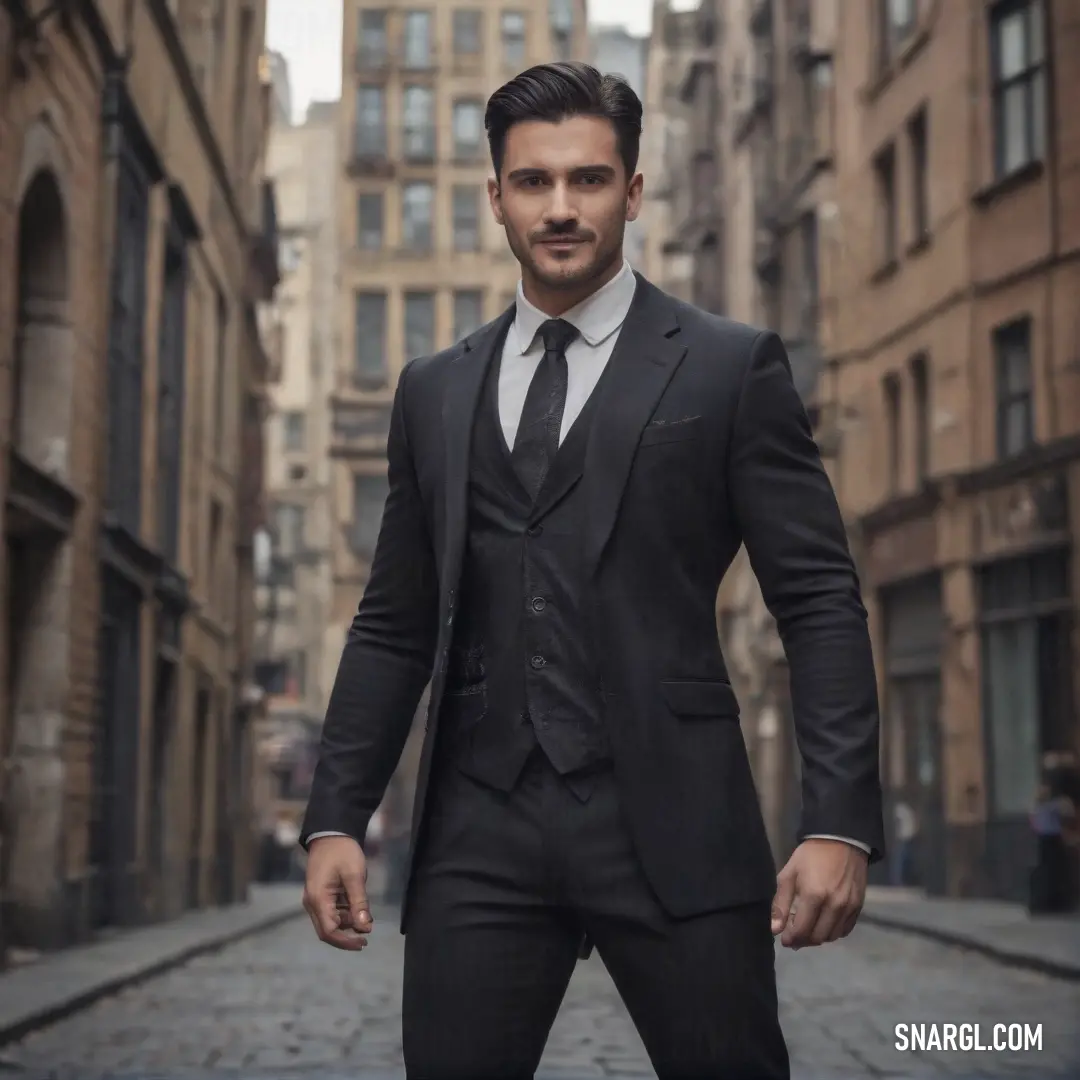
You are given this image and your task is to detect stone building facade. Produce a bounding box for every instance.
[254,89,340,841]
[823,0,1080,903]
[0,0,278,955]
[649,0,1079,903]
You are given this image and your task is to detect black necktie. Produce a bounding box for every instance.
[511,318,579,502]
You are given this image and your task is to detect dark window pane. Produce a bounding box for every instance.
[354,87,386,156]
[402,182,434,251]
[352,472,389,559]
[402,10,431,68]
[452,100,484,159]
[358,193,383,249]
[403,85,435,160]
[452,185,480,251]
[354,292,387,385]
[453,289,484,341]
[453,9,482,53]
[404,290,436,358]
[501,11,526,65]
[358,10,388,66]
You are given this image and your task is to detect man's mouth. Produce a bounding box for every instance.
[539,237,585,248]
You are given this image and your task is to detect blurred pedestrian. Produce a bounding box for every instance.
[1030,753,1078,914]
[891,798,918,886]
[298,61,884,1080]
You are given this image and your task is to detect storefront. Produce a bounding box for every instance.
[880,573,946,895]
[861,511,946,892]
[970,471,1075,905]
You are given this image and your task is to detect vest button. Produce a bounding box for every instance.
[531,596,546,612]
[530,654,546,669]
[526,523,543,536]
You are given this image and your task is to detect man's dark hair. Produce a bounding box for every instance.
[485,61,643,181]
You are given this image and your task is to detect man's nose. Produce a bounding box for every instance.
[542,183,577,224]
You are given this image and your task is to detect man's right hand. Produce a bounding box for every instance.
[302,835,373,951]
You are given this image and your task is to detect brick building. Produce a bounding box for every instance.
[821,0,1080,902]
[0,0,278,954]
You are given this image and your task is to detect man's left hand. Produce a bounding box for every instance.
[770,838,868,948]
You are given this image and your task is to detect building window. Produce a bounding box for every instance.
[452,99,485,160]
[872,141,897,268]
[354,291,387,388]
[105,124,154,534]
[452,185,481,252]
[354,85,387,158]
[404,290,436,359]
[401,181,434,252]
[910,352,930,484]
[402,85,435,161]
[357,192,383,250]
[213,292,228,461]
[282,411,305,452]
[453,9,482,54]
[549,0,574,34]
[989,0,1046,178]
[453,290,484,341]
[907,106,929,242]
[501,11,527,66]
[994,316,1034,458]
[880,0,916,64]
[550,0,574,57]
[274,502,305,557]
[357,9,388,68]
[883,373,901,494]
[401,10,432,68]
[351,472,390,560]
[156,209,190,565]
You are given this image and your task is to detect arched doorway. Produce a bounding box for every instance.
[2,165,79,950]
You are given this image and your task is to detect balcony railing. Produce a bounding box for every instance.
[354,48,390,74]
[346,138,392,178]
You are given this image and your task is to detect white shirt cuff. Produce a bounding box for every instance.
[805,833,871,854]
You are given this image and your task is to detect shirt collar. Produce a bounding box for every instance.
[510,259,637,355]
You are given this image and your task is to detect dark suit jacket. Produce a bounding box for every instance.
[302,273,886,928]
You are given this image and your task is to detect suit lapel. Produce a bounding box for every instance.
[441,307,515,597]
[583,274,687,577]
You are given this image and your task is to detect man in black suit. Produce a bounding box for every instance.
[301,62,885,1079]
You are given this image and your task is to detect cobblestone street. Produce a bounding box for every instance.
[5,893,1079,1080]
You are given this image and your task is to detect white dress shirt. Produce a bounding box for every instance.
[309,260,868,856]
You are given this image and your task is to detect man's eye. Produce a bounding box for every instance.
[579,174,604,185]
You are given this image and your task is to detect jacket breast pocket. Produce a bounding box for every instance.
[638,415,703,448]
[660,679,740,720]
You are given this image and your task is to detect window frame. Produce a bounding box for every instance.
[353,290,388,389]
[993,315,1034,459]
[988,0,1046,179]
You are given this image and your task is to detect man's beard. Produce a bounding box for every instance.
[504,222,623,291]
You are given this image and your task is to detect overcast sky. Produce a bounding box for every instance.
[265,0,687,123]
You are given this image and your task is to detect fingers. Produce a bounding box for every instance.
[341,868,374,934]
[303,890,370,951]
[302,840,373,952]
[771,866,797,935]
[781,881,863,948]
[780,881,824,949]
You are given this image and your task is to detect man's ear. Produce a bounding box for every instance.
[487,177,504,225]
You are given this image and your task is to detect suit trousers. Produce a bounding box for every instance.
[401,745,790,1079]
